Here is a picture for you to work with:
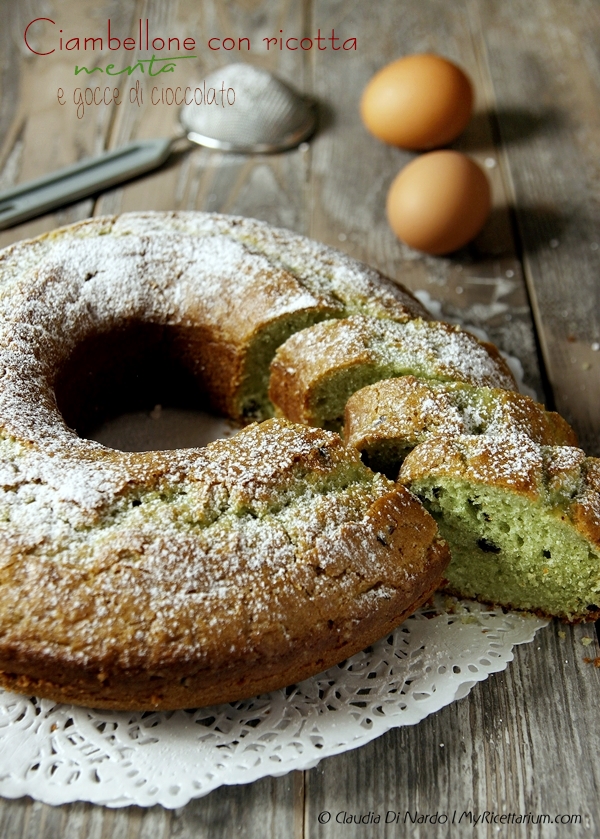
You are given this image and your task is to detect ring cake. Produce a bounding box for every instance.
[0,212,448,710]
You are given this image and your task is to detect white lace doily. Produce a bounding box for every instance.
[0,597,547,808]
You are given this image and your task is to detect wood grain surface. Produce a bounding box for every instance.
[0,0,599,837]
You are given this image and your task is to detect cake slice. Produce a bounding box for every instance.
[400,431,600,621]
[269,315,516,431]
[345,377,577,477]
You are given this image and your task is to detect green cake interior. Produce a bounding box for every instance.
[313,364,449,432]
[239,310,339,421]
[409,476,600,620]
[313,364,394,431]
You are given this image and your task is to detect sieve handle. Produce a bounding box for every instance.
[0,138,174,230]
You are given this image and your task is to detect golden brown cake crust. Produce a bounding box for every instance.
[0,575,445,709]
[0,213,448,710]
[0,213,427,433]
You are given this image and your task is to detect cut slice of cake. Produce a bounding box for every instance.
[269,315,516,431]
[400,431,600,621]
[345,377,577,477]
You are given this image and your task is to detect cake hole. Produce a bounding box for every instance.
[53,321,239,452]
[360,448,400,480]
[477,538,501,554]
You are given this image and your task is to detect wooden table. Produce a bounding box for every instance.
[0,1,599,836]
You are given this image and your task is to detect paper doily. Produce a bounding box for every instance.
[0,597,547,808]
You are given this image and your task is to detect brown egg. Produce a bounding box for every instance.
[386,151,491,255]
[360,54,473,150]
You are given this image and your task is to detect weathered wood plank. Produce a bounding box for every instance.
[0,0,137,249]
[0,773,303,839]
[94,0,311,236]
[0,0,23,175]
[308,0,544,398]
[474,0,600,453]
[304,0,600,836]
[306,622,600,839]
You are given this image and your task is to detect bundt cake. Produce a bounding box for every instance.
[2,206,596,716]
[0,212,448,710]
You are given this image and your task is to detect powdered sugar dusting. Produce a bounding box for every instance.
[401,428,599,519]
[400,430,545,492]
[0,418,407,672]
